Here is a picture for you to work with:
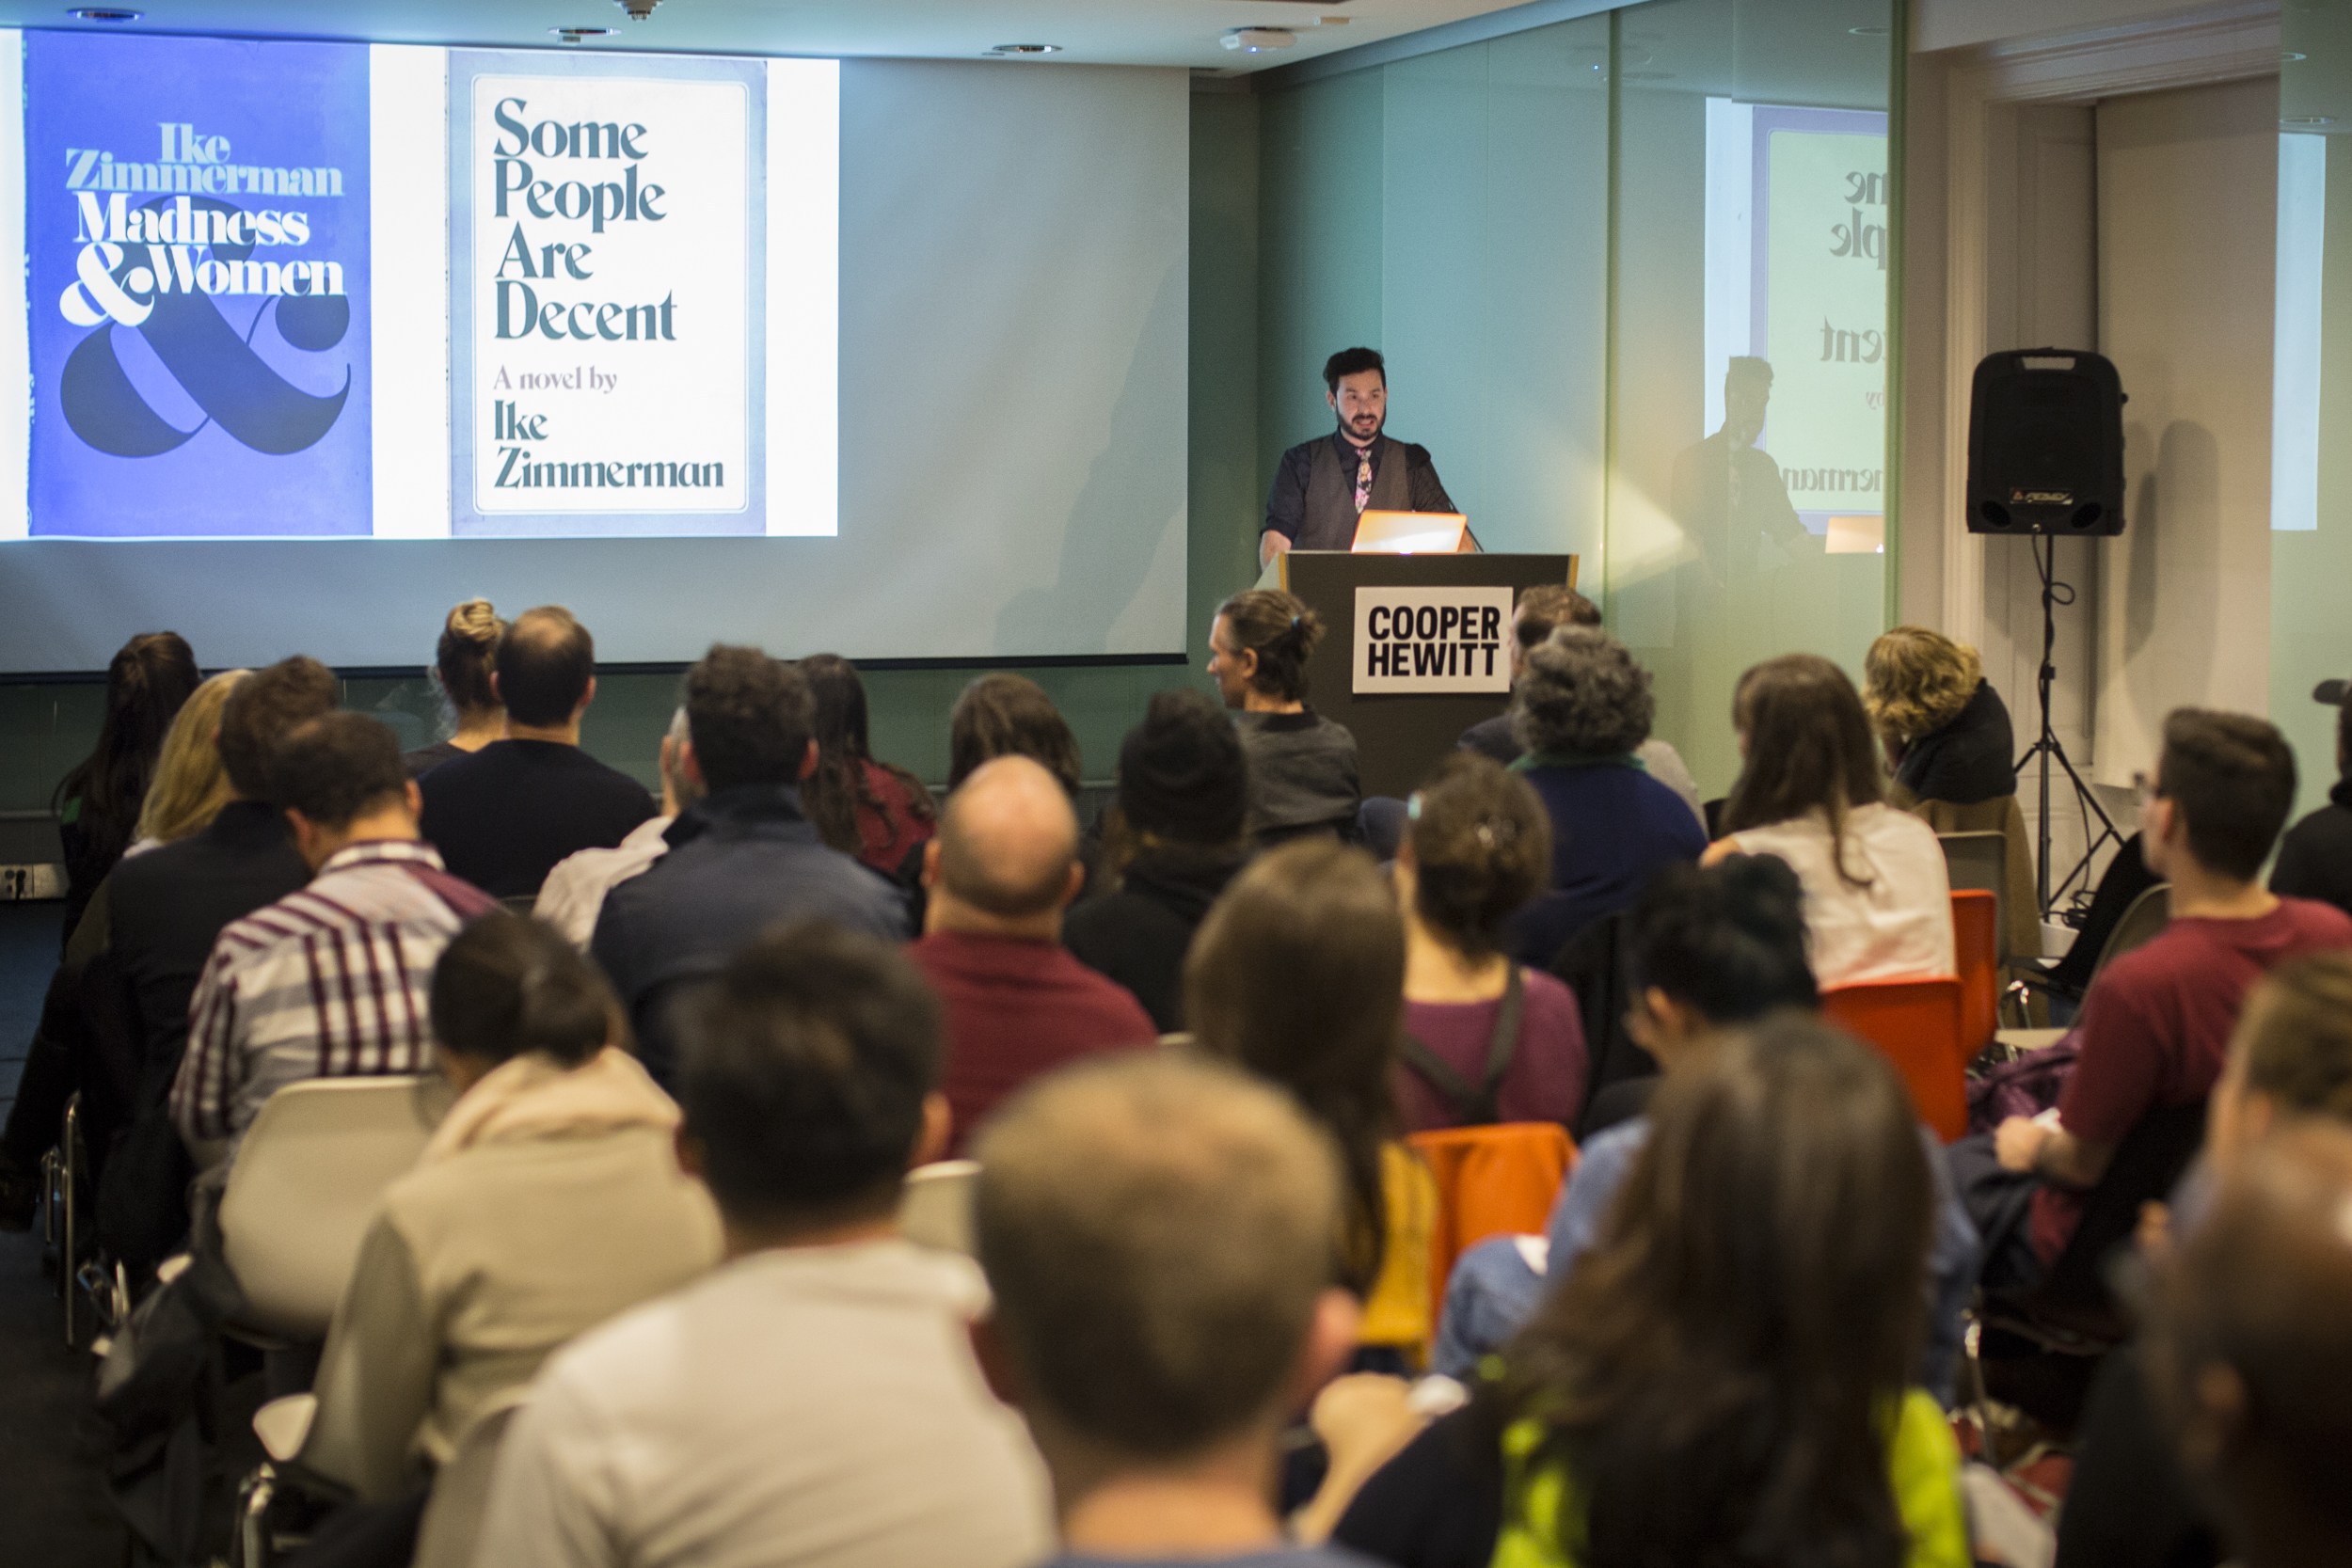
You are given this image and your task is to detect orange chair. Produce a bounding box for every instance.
[1404,1122,1577,1324]
[1951,890,1999,1065]
[1820,977,1968,1143]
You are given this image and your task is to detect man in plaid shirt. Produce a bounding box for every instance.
[172,711,495,1184]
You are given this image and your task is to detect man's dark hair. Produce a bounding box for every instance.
[1323,346,1386,394]
[675,921,945,1228]
[2158,708,2298,883]
[272,712,407,829]
[684,644,814,792]
[495,606,595,727]
[1628,857,1820,1023]
[217,656,339,801]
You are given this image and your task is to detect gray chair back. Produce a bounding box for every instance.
[2093,884,2171,983]
[1939,831,2010,965]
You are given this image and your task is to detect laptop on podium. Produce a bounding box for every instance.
[1352,510,1473,553]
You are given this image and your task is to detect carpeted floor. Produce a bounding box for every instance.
[0,899,129,1568]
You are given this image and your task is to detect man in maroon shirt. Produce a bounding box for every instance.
[909,755,1156,1151]
[1965,709,2352,1288]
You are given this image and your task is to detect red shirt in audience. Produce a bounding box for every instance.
[909,929,1157,1152]
[2034,895,2352,1262]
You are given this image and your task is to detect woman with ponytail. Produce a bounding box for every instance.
[404,598,507,779]
[1209,588,1361,847]
[797,653,937,878]
[299,912,719,1538]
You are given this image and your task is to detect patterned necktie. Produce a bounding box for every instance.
[1353,445,1374,514]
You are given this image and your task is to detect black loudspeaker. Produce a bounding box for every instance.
[1965,348,2126,535]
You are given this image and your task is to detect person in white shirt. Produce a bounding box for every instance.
[533,706,701,948]
[470,921,1052,1568]
[1705,653,1955,988]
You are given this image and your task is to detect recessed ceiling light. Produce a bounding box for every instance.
[2282,51,2310,62]
[1849,24,1890,35]
[2283,115,2337,126]
[67,7,142,18]
[1222,27,1296,52]
[551,25,613,42]
[988,43,1062,55]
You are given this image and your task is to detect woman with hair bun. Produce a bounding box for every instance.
[1394,753,1586,1132]
[405,598,508,779]
[298,912,719,1537]
[1209,588,1361,847]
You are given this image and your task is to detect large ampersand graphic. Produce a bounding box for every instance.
[56,193,350,458]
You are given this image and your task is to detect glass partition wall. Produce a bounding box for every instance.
[1606,0,1896,800]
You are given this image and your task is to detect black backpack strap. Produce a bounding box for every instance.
[1402,966,1526,1126]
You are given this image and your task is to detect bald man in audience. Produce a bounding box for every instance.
[972,1053,1363,1568]
[908,755,1155,1150]
[2147,1121,2352,1568]
[417,605,657,899]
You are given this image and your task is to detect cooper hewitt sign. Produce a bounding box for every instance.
[1353,585,1515,694]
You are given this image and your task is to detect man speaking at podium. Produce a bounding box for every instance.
[1260,347,1456,565]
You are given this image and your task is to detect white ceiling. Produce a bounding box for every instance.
[0,0,1543,75]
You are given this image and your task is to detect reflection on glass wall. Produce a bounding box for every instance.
[2275,8,2352,821]
[1606,0,1895,800]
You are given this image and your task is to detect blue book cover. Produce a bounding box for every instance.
[25,31,373,537]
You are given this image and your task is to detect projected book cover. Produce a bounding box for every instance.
[448,51,766,538]
[24,31,373,538]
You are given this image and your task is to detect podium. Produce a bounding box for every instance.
[1261,551,1580,799]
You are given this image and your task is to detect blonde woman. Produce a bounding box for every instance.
[1861,626,2015,809]
[405,598,507,778]
[125,669,250,854]
[1862,626,2038,964]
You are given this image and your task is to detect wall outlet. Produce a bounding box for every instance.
[0,863,65,901]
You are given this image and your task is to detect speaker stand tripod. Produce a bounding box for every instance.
[2013,531,2122,921]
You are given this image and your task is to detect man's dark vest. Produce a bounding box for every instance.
[1297,436,1410,550]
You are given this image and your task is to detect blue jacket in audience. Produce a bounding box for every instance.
[1509,758,1708,967]
[590,784,911,1085]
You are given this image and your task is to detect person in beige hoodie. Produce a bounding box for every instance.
[301,911,722,1516]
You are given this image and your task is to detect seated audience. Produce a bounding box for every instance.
[2269,678,2352,917]
[1863,626,2038,963]
[298,913,718,1537]
[417,606,656,898]
[535,707,700,950]
[1707,652,1955,987]
[2058,950,2352,1568]
[1187,840,1435,1362]
[170,712,495,1183]
[1393,753,1585,1131]
[1428,858,1978,1402]
[402,598,506,779]
[1508,626,1708,965]
[1210,590,1361,847]
[0,668,259,1223]
[471,922,1053,1568]
[110,658,333,1085]
[1958,709,2352,1291]
[2144,1121,2352,1568]
[799,653,937,879]
[1456,586,1702,826]
[593,647,908,1085]
[1062,689,1251,1033]
[948,672,1084,797]
[911,755,1154,1149]
[1333,1017,1968,1568]
[973,1053,1364,1568]
[54,630,201,947]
